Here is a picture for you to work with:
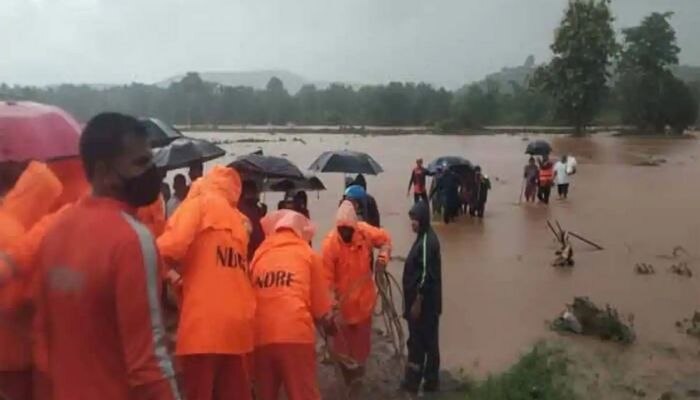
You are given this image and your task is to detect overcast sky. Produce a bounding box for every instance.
[2,0,698,87]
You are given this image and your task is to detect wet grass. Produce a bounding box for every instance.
[460,343,577,400]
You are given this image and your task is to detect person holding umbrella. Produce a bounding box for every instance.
[523,157,539,203]
[430,168,461,224]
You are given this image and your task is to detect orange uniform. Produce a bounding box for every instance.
[137,194,167,238]
[0,161,63,399]
[322,201,392,325]
[34,196,180,400]
[157,166,254,400]
[46,157,89,211]
[322,201,391,365]
[250,210,330,400]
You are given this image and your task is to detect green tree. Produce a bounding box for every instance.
[531,0,617,133]
[263,77,294,124]
[616,12,696,133]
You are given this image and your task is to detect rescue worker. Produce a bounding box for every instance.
[250,210,335,400]
[239,179,265,261]
[401,200,442,394]
[469,166,491,218]
[0,161,63,400]
[537,156,555,204]
[352,174,380,228]
[33,112,181,400]
[322,200,392,385]
[158,165,255,400]
[407,158,432,204]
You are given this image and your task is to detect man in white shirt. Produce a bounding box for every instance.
[553,155,571,199]
[166,173,187,217]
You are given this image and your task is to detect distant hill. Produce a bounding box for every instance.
[471,55,537,93]
[156,70,311,93]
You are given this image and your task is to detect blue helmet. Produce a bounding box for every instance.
[344,184,366,200]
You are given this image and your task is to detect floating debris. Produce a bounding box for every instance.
[676,312,700,339]
[670,262,693,278]
[635,263,656,275]
[551,297,636,344]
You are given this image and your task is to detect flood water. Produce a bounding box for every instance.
[189,131,700,378]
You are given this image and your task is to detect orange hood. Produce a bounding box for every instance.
[1,161,63,230]
[261,209,315,243]
[336,200,358,229]
[188,165,241,207]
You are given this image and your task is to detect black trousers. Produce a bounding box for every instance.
[414,192,429,204]
[537,185,551,204]
[404,313,440,391]
[557,183,570,198]
[469,201,486,218]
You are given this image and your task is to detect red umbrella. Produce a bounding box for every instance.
[0,101,81,162]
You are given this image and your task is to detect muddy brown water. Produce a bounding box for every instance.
[189,131,700,381]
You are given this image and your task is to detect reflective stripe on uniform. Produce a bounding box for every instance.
[121,212,182,400]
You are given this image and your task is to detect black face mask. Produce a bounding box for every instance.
[119,165,163,207]
[337,226,355,244]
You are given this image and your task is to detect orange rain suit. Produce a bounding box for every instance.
[321,200,391,364]
[33,196,181,400]
[157,166,255,400]
[250,210,330,400]
[0,161,62,400]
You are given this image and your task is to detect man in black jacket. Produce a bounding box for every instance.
[352,174,381,228]
[401,200,442,393]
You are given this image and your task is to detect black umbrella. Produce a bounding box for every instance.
[152,137,225,171]
[229,153,304,179]
[308,150,383,175]
[427,156,474,174]
[264,174,326,192]
[525,140,552,156]
[140,117,184,147]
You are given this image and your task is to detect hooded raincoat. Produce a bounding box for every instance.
[250,210,328,346]
[321,201,392,325]
[0,161,62,376]
[157,166,255,356]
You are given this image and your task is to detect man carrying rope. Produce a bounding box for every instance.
[401,200,442,394]
[322,200,392,389]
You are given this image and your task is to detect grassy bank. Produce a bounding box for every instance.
[440,343,576,400]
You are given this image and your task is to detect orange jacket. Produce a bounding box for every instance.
[0,208,29,371]
[47,157,90,211]
[1,161,63,230]
[250,210,330,346]
[137,194,167,238]
[157,166,255,355]
[0,161,63,371]
[34,197,180,400]
[322,201,391,324]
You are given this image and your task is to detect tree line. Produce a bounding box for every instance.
[0,1,698,134]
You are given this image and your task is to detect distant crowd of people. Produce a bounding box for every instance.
[408,158,491,224]
[523,154,575,205]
